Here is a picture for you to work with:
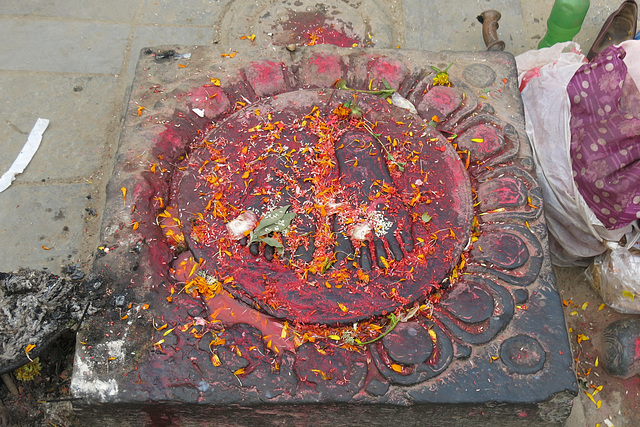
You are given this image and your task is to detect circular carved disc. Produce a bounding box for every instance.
[176,90,472,324]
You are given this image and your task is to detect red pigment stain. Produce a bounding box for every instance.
[170,251,196,282]
[305,26,360,47]
[185,85,230,119]
[277,11,361,47]
[146,240,172,271]
[311,54,343,76]
[154,126,193,162]
[462,125,503,158]
[368,58,407,89]
[168,254,294,354]
[492,179,526,207]
[248,61,283,87]
[157,206,188,256]
[421,86,463,118]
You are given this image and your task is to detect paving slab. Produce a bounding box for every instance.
[0,0,139,22]
[0,18,130,74]
[402,0,629,57]
[402,0,528,53]
[71,42,577,425]
[0,183,92,273]
[138,0,232,26]
[0,73,119,181]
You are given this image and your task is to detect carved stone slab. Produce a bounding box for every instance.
[71,45,577,426]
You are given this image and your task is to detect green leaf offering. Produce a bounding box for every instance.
[356,313,399,346]
[248,205,296,255]
[421,213,432,223]
[258,237,285,255]
[335,79,349,90]
[349,103,363,118]
[320,256,334,274]
[333,79,396,98]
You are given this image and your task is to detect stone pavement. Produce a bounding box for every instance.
[0,1,635,426]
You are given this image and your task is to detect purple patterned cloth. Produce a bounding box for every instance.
[567,45,640,229]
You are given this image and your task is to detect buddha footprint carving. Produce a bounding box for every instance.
[333,130,414,271]
[238,129,415,271]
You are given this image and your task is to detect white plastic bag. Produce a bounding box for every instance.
[586,241,640,314]
[516,42,633,266]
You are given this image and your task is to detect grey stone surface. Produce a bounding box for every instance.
[139,0,231,26]
[0,73,119,181]
[0,18,130,74]
[403,0,489,53]
[0,183,92,273]
[402,0,625,56]
[402,0,530,53]
[0,0,139,22]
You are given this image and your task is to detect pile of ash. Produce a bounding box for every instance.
[0,268,103,375]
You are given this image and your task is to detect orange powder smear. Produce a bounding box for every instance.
[207,291,295,354]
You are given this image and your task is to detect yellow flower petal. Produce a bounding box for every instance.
[211,354,222,367]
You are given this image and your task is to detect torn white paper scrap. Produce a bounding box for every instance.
[0,118,49,193]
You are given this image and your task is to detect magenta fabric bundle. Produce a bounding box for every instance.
[567,45,640,229]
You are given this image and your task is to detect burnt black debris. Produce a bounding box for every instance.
[0,269,101,375]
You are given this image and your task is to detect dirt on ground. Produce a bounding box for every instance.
[0,330,81,427]
[556,266,640,427]
[0,268,103,427]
